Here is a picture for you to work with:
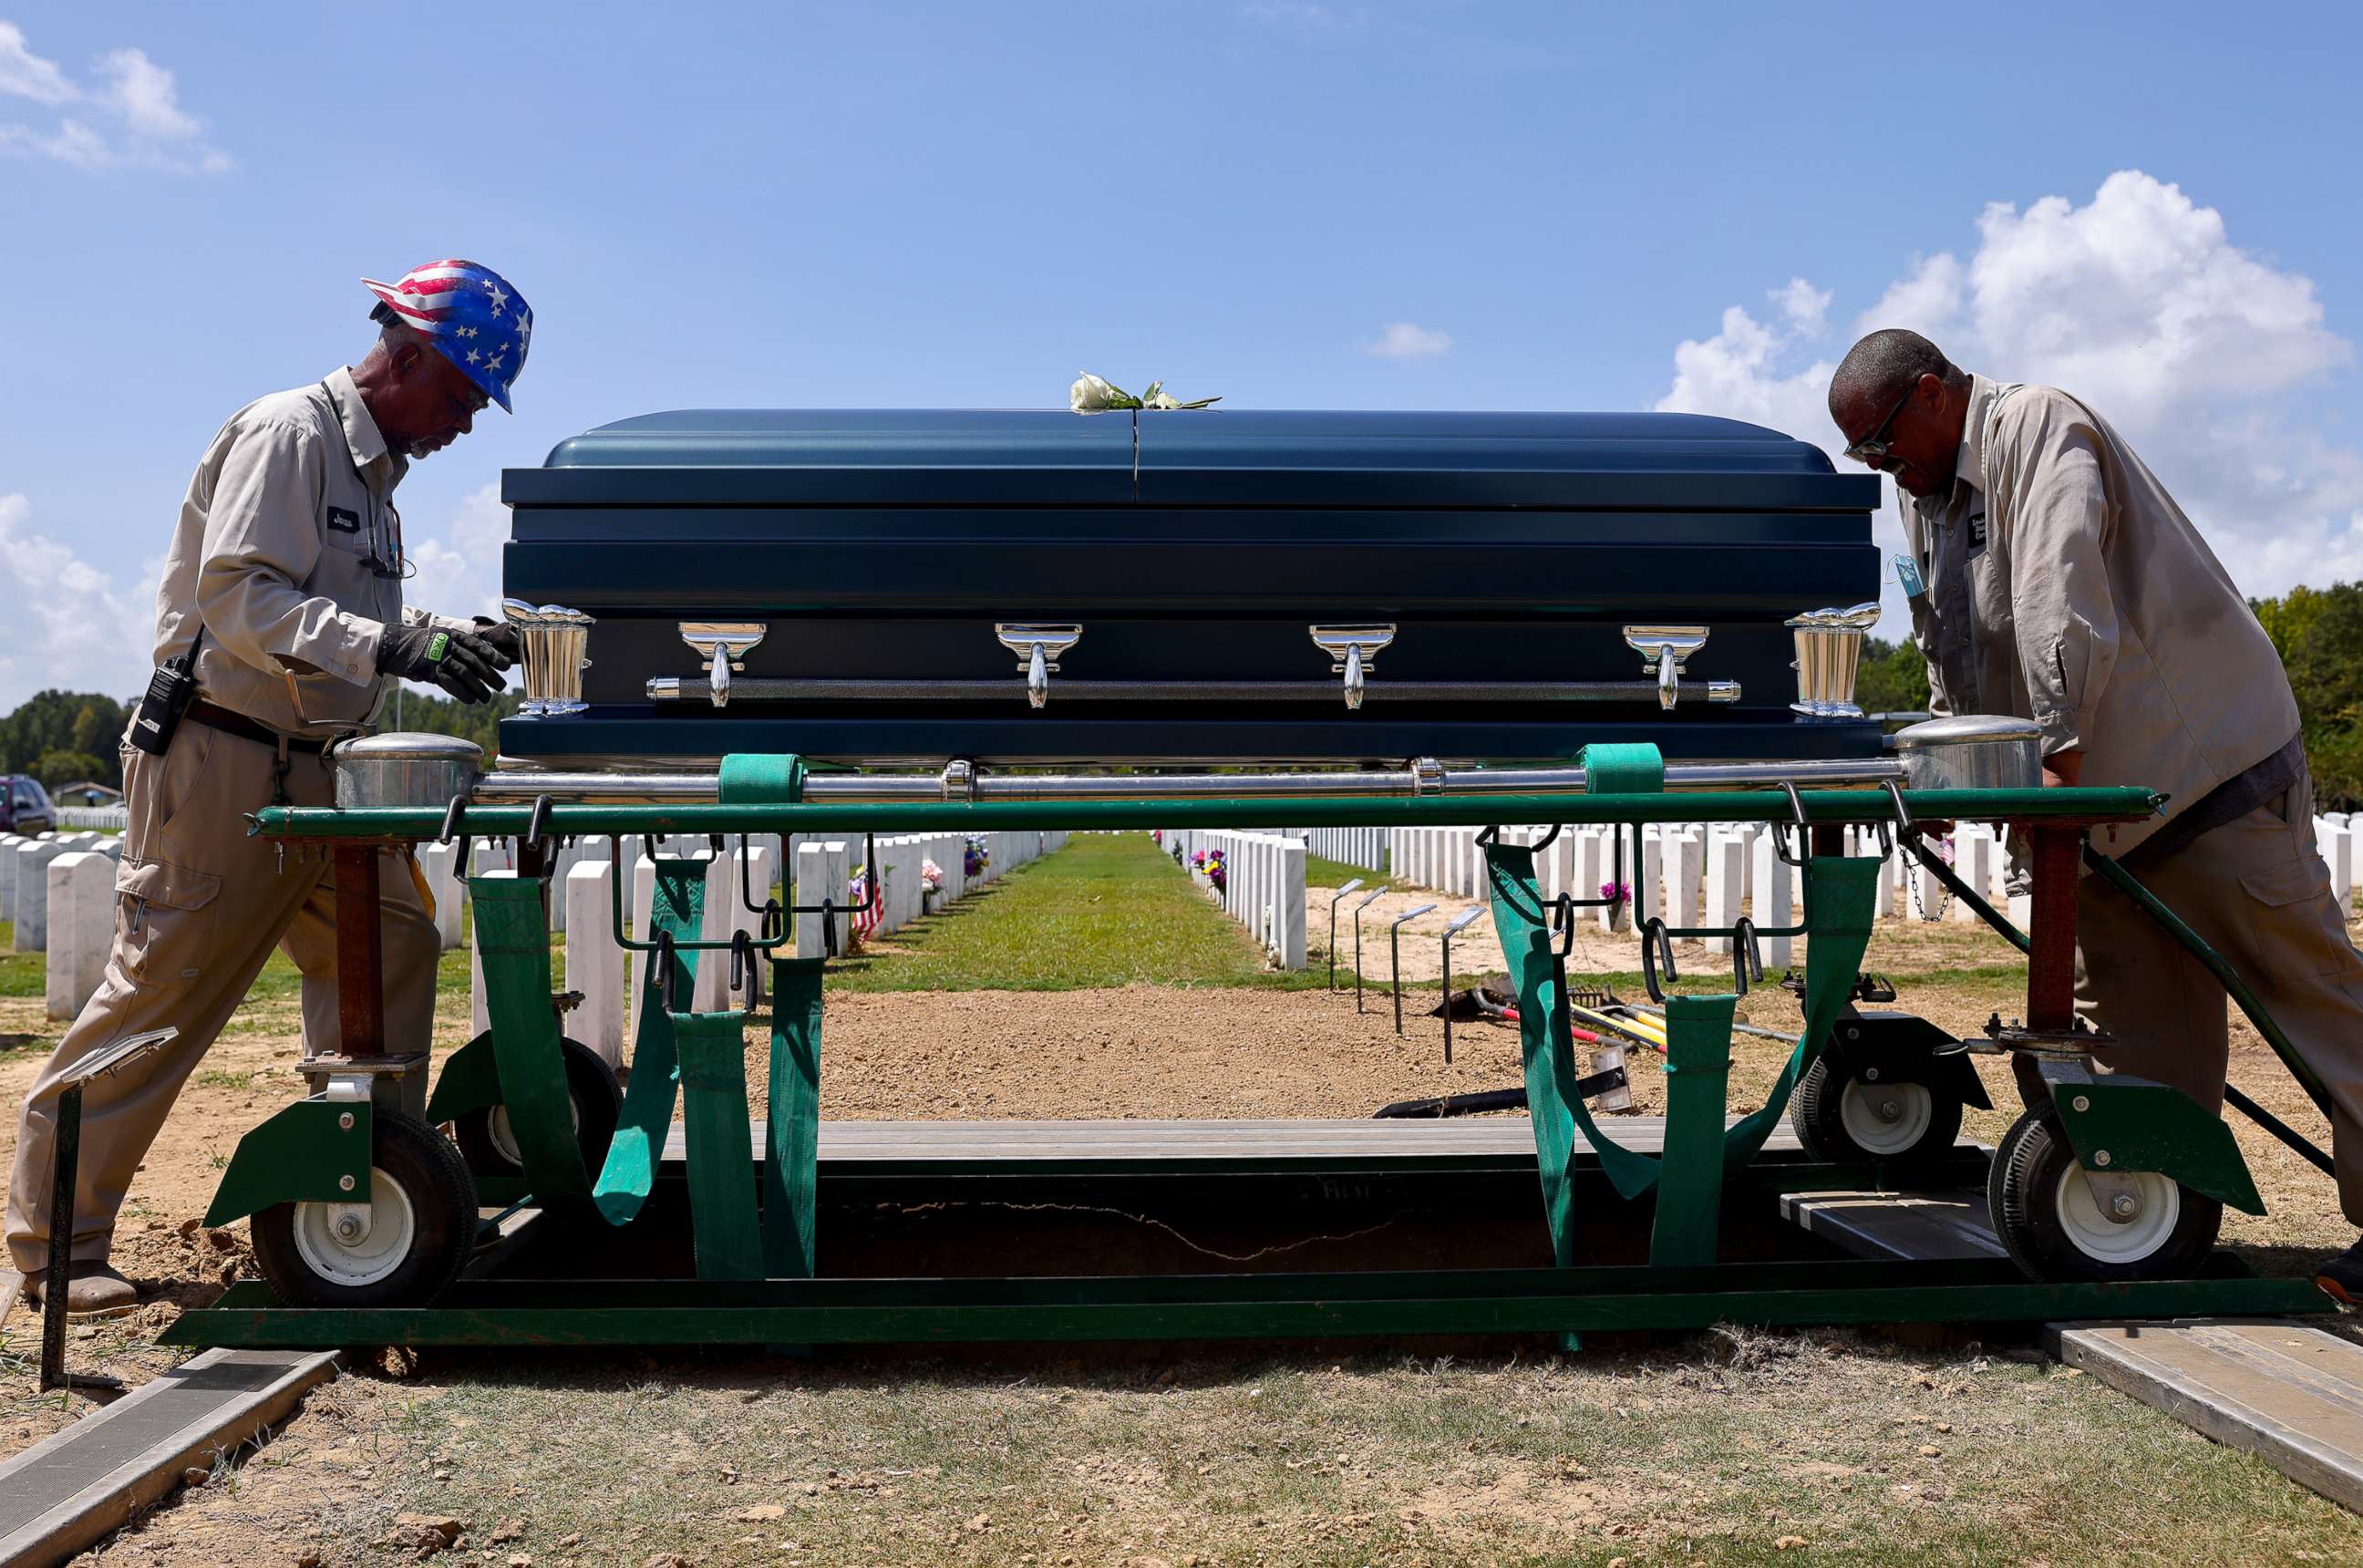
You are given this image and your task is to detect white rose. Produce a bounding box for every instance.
[1070,372,1120,414]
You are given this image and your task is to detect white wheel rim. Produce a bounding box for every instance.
[2054,1166,2181,1264]
[1838,1078,1934,1157]
[488,1092,583,1168]
[289,1166,418,1288]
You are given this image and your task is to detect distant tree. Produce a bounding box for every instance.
[31,748,107,789]
[2265,583,2363,810]
[1,690,132,788]
[381,688,522,755]
[1853,635,1932,717]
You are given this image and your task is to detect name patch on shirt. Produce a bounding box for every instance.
[326,506,361,534]
[1966,507,1988,557]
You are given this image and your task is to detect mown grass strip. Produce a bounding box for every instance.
[828,832,1274,993]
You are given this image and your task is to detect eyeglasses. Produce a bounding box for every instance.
[1842,382,1918,470]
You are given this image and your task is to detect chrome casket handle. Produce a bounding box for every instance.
[1622,624,1709,710]
[1308,625,1396,710]
[995,624,1084,708]
[678,622,767,708]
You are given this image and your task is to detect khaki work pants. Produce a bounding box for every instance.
[6,720,439,1273]
[2077,768,2363,1226]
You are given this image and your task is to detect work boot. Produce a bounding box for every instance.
[2314,1238,2363,1305]
[20,1261,138,1319]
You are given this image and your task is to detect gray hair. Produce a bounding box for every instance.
[1829,328,1965,419]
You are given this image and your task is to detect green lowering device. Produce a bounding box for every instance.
[171,738,2341,1350]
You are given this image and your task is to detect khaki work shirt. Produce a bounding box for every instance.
[150,367,421,736]
[1903,373,2299,856]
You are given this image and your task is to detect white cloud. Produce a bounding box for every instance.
[1770,276,1831,335]
[0,20,230,174]
[402,482,512,627]
[1654,170,2363,611]
[93,47,197,140]
[0,493,159,709]
[1368,321,1452,359]
[0,20,72,103]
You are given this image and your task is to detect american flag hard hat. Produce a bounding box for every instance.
[360,259,532,413]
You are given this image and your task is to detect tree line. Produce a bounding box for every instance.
[0,686,518,789]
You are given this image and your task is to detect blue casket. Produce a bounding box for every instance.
[495,408,1881,769]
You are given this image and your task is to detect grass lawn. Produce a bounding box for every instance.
[191,1336,2363,1566]
[830,832,1282,992]
[1304,851,1394,890]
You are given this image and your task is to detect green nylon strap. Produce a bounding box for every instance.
[1650,994,1739,1267]
[1578,742,1664,795]
[470,876,593,1203]
[674,1008,764,1281]
[591,858,707,1226]
[762,958,826,1279]
[1483,843,1663,1214]
[718,753,808,806]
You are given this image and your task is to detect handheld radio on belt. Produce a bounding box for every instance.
[129,647,198,757]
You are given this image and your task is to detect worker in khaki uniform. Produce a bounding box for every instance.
[1826,328,2363,1297]
[7,260,535,1315]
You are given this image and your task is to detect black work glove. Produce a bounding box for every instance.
[378,624,510,704]
[470,617,522,665]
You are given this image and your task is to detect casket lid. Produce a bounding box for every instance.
[509,408,1875,511]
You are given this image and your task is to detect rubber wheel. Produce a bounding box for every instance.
[251,1109,478,1308]
[454,1038,624,1179]
[1987,1107,2223,1282]
[1789,1052,1963,1169]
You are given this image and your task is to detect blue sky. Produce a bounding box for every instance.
[4,1,2361,707]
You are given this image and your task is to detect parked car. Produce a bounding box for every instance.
[1,775,56,834]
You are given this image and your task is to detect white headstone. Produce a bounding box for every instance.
[1704,830,1745,954]
[13,837,72,951]
[416,841,465,951]
[795,841,830,958]
[2321,825,2355,913]
[1952,829,1995,923]
[1662,830,1704,932]
[44,851,111,1019]
[563,860,624,1069]
[1749,832,1795,970]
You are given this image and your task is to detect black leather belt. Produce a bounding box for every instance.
[186,699,328,754]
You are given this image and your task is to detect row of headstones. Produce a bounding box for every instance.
[7,832,128,1020]
[464,829,1068,1070]
[1162,828,1308,970]
[1294,826,1388,875]
[1379,822,2062,972]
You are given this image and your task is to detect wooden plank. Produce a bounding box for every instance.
[1780,1189,2007,1262]
[2050,1320,2363,1515]
[0,1347,339,1564]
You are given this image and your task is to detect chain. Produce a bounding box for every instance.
[1905,833,1954,922]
